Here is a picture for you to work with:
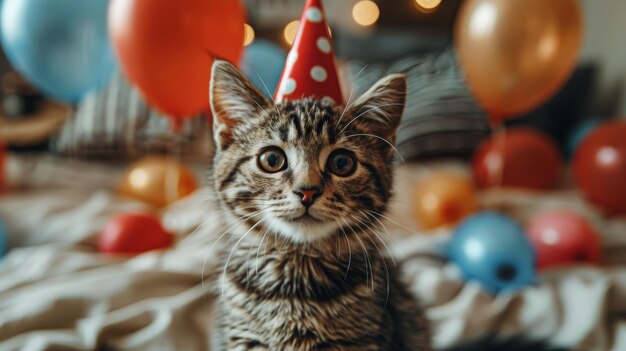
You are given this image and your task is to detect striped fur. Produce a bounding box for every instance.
[209,60,431,350]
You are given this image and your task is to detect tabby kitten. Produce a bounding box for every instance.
[209,60,431,351]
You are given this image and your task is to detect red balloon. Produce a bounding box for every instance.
[573,121,626,214]
[472,128,564,190]
[99,213,173,254]
[526,211,602,270]
[108,0,245,124]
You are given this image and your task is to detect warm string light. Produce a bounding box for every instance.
[415,0,442,13]
[352,0,380,27]
[243,23,255,46]
[283,20,300,45]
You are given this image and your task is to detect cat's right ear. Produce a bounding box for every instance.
[210,60,271,151]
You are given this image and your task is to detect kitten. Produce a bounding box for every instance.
[208,59,431,351]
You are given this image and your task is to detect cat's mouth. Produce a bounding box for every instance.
[282,213,324,224]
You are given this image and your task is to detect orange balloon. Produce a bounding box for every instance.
[413,172,478,230]
[472,128,564,190]
[108,0,244,124]
[573,121,626,215]
[118,156,198,207]
[455,0,582,120]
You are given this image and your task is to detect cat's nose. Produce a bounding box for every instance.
[293,187,322,208]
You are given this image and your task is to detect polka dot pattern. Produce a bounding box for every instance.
[282,78,297,94]
[311,66,327,82]
[317,37,331,54]
[305,7,323,22]
[273,0,344,104]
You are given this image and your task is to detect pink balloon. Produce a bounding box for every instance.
[526,211,602,270]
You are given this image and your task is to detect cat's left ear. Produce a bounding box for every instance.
[210,59,272,150]
[347,74,407,141]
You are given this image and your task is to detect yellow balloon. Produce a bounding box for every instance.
[455,0,582,121]
[118,156,198,207]
[413,172,478,230]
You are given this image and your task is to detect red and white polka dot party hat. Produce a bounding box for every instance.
[274,0,344,104]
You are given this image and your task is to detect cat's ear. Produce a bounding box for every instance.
[347,74,407,141]
[210,59,272,150]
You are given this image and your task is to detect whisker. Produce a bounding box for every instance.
[365,209,417,235]
[339,103,406,135]
[342,133,405,162]
[201,208,265,293]
[220,211,271,297]
[336,64,370,127]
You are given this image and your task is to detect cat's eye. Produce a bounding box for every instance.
[327,149,357,177]
[257,147,287,173]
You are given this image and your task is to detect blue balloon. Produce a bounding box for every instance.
[448,212,536,293]
[1,0,116,103]
[0,218,7,258]
[241,40,286,98]
[566,118,604,159]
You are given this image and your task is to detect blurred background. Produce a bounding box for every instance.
[0,0,625,158]
[2,0,626,350]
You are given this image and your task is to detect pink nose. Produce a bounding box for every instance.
[294,187,321,207]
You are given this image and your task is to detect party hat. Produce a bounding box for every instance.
[274,0,344,104]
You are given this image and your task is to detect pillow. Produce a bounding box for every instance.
[52,72,214,160]
[346,49,489,160]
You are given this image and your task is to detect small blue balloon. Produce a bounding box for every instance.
[448,212,536,293]
[241,40,286,98]
[566,118,604,159]
[1,0,116,103]
[0,219,7,258]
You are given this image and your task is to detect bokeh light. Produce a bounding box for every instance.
[352,0,380,27]
[283,20,300,45]
[243,23,255,46]
[415,0,442,13]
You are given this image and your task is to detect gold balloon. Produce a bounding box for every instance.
[455,0,582,120]
[413,172,478,230]
[118,156,198,207]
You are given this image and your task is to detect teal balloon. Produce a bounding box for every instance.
[1,0,116,103]
[448,212,536,293]
[566,118,603,159]
[242,40,286,98]
[0,219,7,258]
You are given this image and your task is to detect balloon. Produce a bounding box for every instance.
[566,118,604,158]
[455,0,582,121]
[242,40,287,98]
[526,211,602,270]
[573,121,626,214]
[472,128,564,190]
[448,212,536,293]
[118,156,198,207]
[0,218,8,257]
[108,0,245,124]
[1,0,116,103]
[99,213,173,254]
[413,171,478,230]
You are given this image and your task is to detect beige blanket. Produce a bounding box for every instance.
[1,155,626,351]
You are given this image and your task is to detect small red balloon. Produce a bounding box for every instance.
[573,121,626,215]
[108,0,245,124]
[99,213,173,254]
[526,211,602,269]
[472,128,564,190]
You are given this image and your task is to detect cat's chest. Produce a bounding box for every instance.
[218,246,393,347]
